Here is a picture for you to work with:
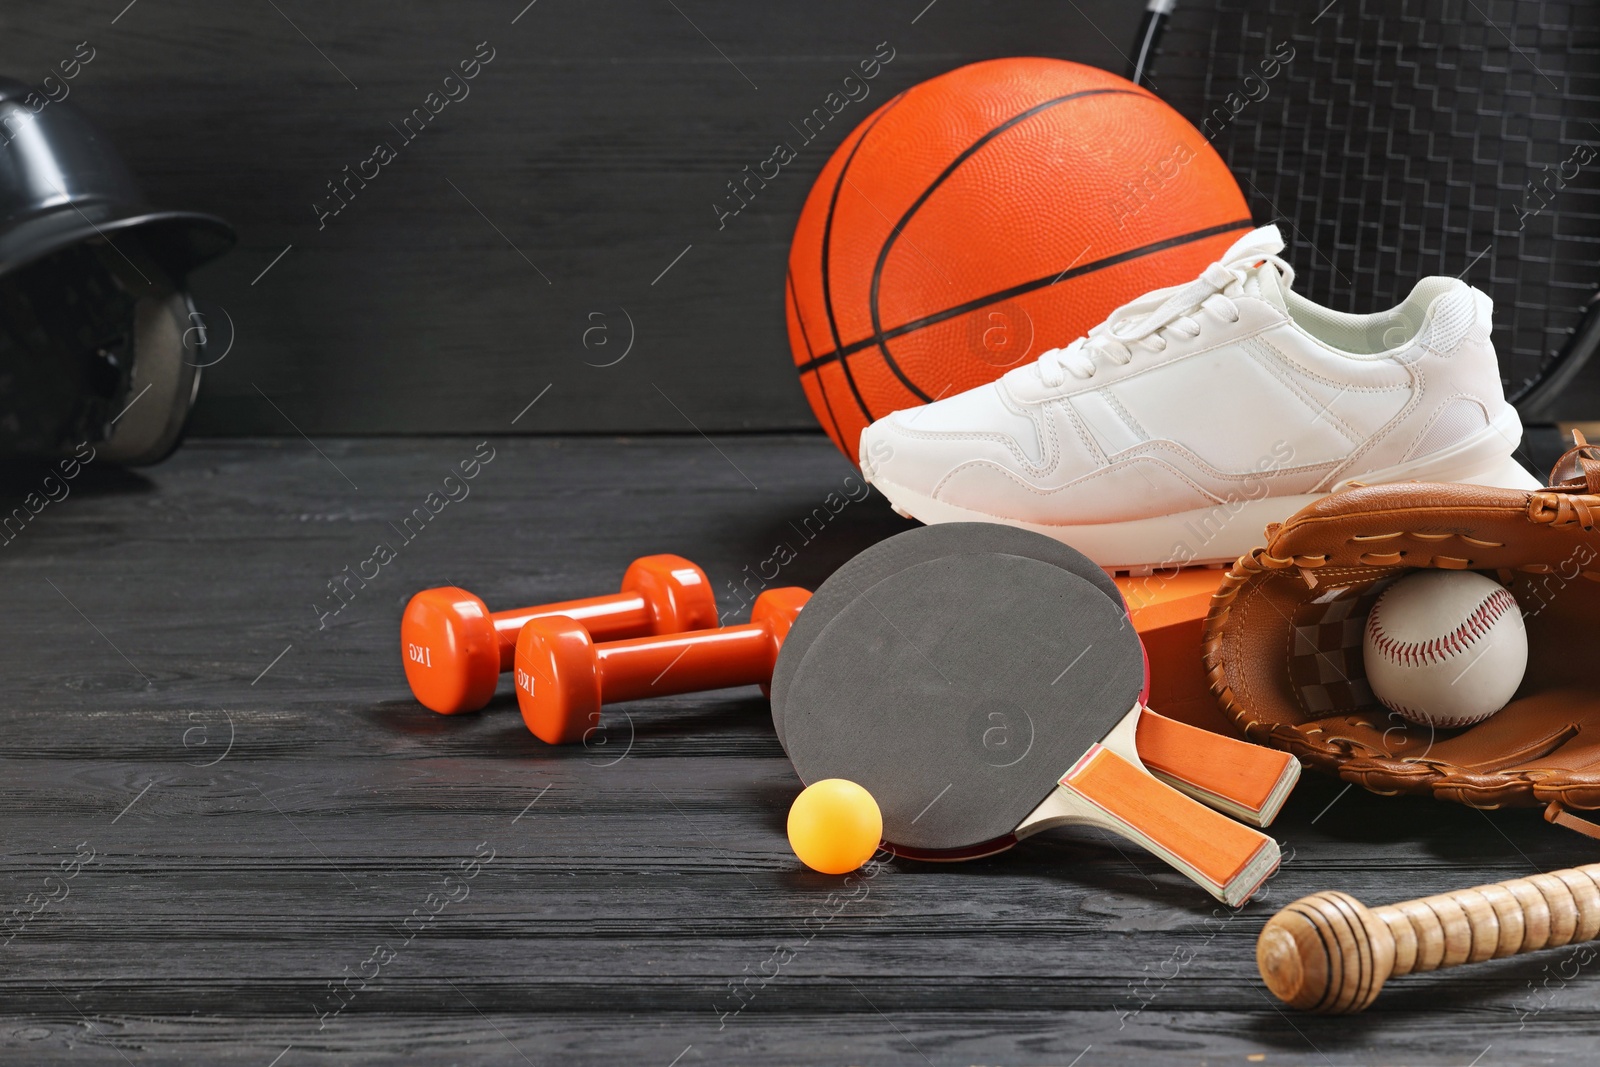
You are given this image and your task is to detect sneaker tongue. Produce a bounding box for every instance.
[1245,260,1290,311]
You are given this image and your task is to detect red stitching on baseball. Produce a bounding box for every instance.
[1365,584,1518,668]
[1377,700,1484,729]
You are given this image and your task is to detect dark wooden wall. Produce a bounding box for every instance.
[0,0,1137,436]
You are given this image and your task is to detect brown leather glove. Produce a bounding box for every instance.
[1203,432,1600,835]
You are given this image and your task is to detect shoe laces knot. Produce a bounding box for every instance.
[1033,225,1295,388]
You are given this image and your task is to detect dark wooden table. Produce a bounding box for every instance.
[2,434,1596,1066]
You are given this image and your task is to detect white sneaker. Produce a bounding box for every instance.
[859,226,1540,573]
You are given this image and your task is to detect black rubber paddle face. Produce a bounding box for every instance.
[783,554,1144,852]
[770,523,1124,748]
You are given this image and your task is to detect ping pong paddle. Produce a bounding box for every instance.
[782,552,1280,905]
[770,524,1298,827]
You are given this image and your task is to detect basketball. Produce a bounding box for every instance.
[786,57,1253,460]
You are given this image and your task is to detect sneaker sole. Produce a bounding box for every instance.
[869,451,1539,575]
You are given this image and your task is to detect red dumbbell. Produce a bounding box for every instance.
[402,555,719,714]
[513,586,810,744]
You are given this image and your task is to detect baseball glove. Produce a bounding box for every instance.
[1203,432,1600,836]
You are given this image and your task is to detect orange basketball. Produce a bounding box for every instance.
[786,57,1253,461]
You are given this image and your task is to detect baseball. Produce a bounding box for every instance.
[1362,570,1528,729]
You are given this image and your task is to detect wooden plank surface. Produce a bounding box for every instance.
[0,0,1139,436]
[0,435,1595,1064]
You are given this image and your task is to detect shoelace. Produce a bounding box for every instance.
[1034,226,1296,388]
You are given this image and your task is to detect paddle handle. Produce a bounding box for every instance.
[1259,864,1600,1012]
[1135,709,1300,827]
[1056,745,1281,907]
[1020,708,1280,906]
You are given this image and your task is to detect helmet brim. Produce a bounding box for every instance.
[0,202,236,282]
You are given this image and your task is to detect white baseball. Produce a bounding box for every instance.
[1362,570,1527,729]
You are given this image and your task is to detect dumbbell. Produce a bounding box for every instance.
[513,586,811,744]
[401,555,719,714]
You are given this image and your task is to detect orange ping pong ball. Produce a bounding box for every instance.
[787,779,883,875]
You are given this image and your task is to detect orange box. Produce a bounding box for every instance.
[1114,569,1242,740]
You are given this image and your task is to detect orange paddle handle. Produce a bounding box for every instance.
[491,593,652,669]
[594,624,780,702]
[1136,709,1297,822]
[1064,746,1279,903]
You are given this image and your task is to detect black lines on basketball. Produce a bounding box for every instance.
[821,97,904,427]
[797,219,1255,377]
[866,88,1153,400]
[787,270,846,451]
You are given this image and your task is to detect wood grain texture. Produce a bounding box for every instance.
[2,436,1600,1064]
[0,0,1139,435]
[1260,863,1600,1013]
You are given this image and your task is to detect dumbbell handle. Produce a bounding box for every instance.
[489,592,655,670]
[594,624,780,703]
[514,587,809,745]
[1259,862,1600,1012]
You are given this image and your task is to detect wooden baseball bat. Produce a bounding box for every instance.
[1258,864,1600,1012]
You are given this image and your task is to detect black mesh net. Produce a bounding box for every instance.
[1150,0,1600,417]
